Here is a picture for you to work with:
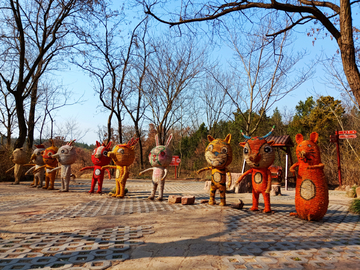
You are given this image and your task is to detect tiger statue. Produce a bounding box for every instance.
[102,138,139,198]
[197,134,232,206]
[290,132,328,221]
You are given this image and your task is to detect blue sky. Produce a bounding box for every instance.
[47,2,356,145]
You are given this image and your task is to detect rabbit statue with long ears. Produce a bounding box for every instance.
[80,141,112,194]
[50,140,77,192]
[139,134,173,201]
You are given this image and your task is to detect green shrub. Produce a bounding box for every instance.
[349,199,360,215]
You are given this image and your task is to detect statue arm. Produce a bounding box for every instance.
[49,166,61,173]
[139,167,153,175]
[80,166,94,171]
[25,166,35,175]
[289,162,299,173]
[236,169,252,184]
[226,170,232,189]
[308,163,325,169]
[197,167,211,174]
[102,165,116,170]
[33,165,46,174]
[105,168,111,179]
[162,168,168,180]
[5,166,15,174]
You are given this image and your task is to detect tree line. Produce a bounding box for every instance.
[0,1,359,186]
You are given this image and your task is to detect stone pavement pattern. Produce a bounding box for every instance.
[0,179,359,269]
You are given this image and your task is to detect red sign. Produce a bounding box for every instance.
[336,130,357,135]
[170,156,181,166]
[339,134,357,139]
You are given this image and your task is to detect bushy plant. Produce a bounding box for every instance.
[349,199,360,215]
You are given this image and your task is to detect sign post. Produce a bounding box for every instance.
[170,155,181,179]
[330,130,357,186]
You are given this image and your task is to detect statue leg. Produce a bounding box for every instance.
[157,180,165,201]
[31,176,36,187]
[262,191,271,213]
[43,175,49,189]
[112,179,120,197]
[64,178,70,192]
[48,174,55,190]
[97,176,104,194]
[219,183,226,206]
[250,188,260,211]
[117,179,127,198]
[148,181,157,200]
[89,176,96,193]
[209,183,216,205]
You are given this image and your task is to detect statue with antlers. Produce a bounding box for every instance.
[237,127,276,213]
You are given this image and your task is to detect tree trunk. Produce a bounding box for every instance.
[339,0,360,107]
[14,92,27,149]
[27,82,38,150]
[135,126,144,168]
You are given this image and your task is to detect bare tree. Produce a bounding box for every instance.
[0,82,17,147]
[143,0,360,108]
[198,69,231,137]
[0,0,96,149]
[144,37,206,144]
[36,82,81,142]
[214,19,311,136]
[73,3,148,144]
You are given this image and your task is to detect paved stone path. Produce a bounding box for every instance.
[0,179,359,269]
[0,226,153,270]
[222,205,360,269]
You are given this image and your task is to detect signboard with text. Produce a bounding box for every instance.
[170,156,181,166]
[335,130,357,135]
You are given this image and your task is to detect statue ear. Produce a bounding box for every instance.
[295,134,304,144]
[165,134,173,147]
[155,134,159,146]
[96,141,101,147]
[224,134,231,144]
[310,132,319,143]
[207,135,215,142]
[267,140,275,146]
[239,142,246,148]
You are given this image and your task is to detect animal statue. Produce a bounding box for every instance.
[102,138,139,198]
[80,141,112,194]
[6,147,28,185]
[25,144,46,188]
[50,140,77,192]
[290,132,328,221]
[197,134,233,206]
[139,134,173,201]
[34,139,59,190]
[236,127,275,213]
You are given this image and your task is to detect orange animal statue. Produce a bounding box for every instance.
[236,127,275,213]
[290,132,328,221]
[34,139,58,190]
[102,138,139,198]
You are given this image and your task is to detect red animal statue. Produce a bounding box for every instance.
[80,141,112,194]
[290,132,328,221]
[236,127,275,213]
